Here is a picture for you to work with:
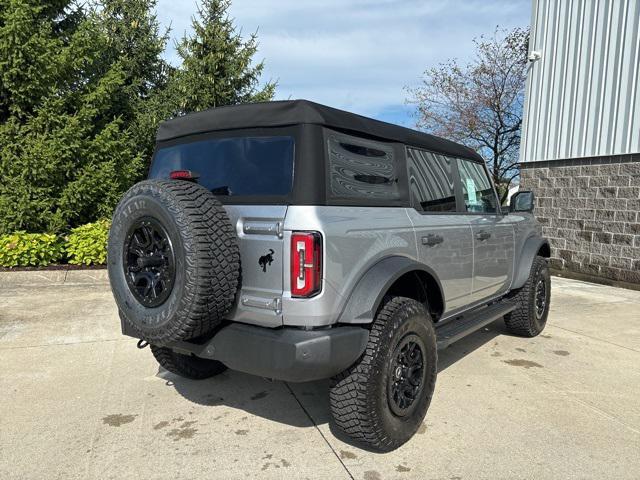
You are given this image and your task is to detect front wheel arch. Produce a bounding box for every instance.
[512,236,550,290]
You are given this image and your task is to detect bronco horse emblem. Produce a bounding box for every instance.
[258,249,275,273]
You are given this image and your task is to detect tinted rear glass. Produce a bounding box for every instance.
[149,136,294,196]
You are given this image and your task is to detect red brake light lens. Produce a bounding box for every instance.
[291,232,322,297]
[169,170,199,180]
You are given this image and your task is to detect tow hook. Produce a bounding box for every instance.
[136,339,149,349]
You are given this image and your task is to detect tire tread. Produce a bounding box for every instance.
[109,179,240,343]
[504,255,549,337]
[329,297,437,451]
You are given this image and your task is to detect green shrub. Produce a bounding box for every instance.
[65,219,111,265]
[0,232,65,267]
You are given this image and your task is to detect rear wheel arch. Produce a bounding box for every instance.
[337,256,445,324]
[386,269,444,320]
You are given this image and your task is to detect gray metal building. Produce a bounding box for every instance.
[520,0,640,286]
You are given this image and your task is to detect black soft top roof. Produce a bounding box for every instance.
[156,99,482,162]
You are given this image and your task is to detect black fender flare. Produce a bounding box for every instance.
[336,256,444,324]
[512,235,551,290]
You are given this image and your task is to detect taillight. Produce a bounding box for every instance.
[291,231,322,297]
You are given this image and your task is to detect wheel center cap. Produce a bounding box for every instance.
[137,255,164,268]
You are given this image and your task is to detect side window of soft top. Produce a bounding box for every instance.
[407,148,457,213]
[327,133,401,201]
[456,159,499,213]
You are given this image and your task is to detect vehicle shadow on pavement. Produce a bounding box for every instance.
[162,318,508,449]
[437,318,507,372]
[160,369,316,427]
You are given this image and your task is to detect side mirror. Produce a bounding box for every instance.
[510,190,535,213]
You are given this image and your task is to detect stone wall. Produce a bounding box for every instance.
[520,154,640,286]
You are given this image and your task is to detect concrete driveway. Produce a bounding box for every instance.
[1,276,639,480]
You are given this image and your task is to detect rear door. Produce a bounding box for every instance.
[223,205,286,328]
[405,148,473,314]
[149,133,296,327]
[455,159,514,303]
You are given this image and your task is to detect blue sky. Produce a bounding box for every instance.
[154,0,531,127]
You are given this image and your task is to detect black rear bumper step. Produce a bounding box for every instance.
[121,318,370,383]
[435,301,515,350]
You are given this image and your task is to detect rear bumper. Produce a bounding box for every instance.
[123,320,369,383]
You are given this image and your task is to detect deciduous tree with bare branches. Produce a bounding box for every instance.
[408,27,529,203]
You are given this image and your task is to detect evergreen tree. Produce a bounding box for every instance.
[0,0,276,234]
[171,0,275,114]
[0,0,68,121]
[96,0,172,160]
[0,0,168,233]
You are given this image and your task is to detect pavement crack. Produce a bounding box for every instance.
[564,393,640,435]
[284,382,354,480]
[547,324,640,353]
[83,338,119,478]
[526,371,640,436]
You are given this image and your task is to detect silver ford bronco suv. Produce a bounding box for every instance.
[108,100,551,451]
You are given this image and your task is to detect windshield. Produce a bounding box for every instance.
[149,136,295,196]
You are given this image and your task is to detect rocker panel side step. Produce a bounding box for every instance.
[435,301,516,350]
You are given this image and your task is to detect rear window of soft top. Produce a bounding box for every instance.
[149,136,294,197]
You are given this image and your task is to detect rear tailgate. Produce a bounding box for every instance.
[223,205,287,328]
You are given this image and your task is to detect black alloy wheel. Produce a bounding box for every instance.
[124,217,175,307]
[387,334,426,417]
[534,277,547,320]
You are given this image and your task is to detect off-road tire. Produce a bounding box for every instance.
[329,297,437,452]
[151,345,227,379]
[108,179,240,344]
[504,255,550,337]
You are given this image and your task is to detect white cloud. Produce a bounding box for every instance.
[154,0,531,125]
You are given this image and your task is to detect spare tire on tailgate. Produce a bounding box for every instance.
[107,179,240,344]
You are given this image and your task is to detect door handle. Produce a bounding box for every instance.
[475,231,491,241]
[422,234,444,247]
